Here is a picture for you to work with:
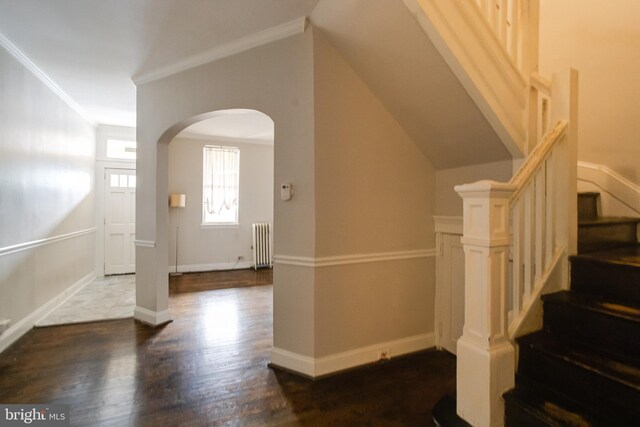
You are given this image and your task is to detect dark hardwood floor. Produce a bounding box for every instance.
[0,269,456,426]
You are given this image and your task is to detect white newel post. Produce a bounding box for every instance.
[454,180,516,427]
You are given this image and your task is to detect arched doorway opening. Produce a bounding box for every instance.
[157,107,275,351]
[165,109,274,277]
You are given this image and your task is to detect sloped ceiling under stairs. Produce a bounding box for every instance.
[311,0,511,170]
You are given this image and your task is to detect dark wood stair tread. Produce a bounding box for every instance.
[578,192,600,196]
[505,378,602,426]
[432,394,471,427]
[518,331,640,392]
[543,290,640,323]
[578,216,640,226]
[572,244,640,268]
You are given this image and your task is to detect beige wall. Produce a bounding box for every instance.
[312,31,436,357]
[168,137,274,269]
[435,160,514,216]
[0,46,95,333]
[540,0,640,185]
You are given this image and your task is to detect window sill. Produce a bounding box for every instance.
[201,223,240,229]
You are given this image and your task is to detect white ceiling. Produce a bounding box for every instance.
[0,0,511,168]
[177,109,274,143]
[0,0,319,127]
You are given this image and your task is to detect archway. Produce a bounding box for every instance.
[165,109,274,276]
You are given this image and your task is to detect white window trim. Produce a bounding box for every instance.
[200,223,240,229]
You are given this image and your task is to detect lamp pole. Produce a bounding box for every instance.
[169,193,186,276]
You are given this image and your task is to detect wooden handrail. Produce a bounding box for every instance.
[530,72,552,96]
[510,120,567,200]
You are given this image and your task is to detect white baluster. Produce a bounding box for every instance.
[512,199,524,317]
[523,182,534,298]
[545,155,555,266]
[534,169,546,279]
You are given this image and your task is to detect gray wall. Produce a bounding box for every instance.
[0,46,96,336]
[435,160,514,216]
[313,31,437,357]
[168,137,274,270]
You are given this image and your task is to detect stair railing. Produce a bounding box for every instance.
[405,1,578,425]
[403,0,541,157]
[454,70,578,427]
[472,0,539,78]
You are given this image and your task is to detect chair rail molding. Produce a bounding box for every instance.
[273,249,436,268]
[0,228,96,258]
[433,215,463,235]
[133,239,156,248]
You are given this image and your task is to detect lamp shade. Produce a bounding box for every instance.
[169,193,186,208]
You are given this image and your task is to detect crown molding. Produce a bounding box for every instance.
[0,32,96,127]
[132,17,308,86]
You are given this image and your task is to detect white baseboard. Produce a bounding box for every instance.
[134,306,172,326]
[271,332,436,378]
[270,348,316,377]
[169,261,254,273]
[0,272,95,354]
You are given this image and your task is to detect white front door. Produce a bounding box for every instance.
[105,168,136,275]
[440,233,465,354]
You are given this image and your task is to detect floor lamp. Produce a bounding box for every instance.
[169,193,186,276]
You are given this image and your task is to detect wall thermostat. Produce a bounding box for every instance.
[281,183,293,201]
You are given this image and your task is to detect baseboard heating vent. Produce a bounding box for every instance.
[252,222,272,270]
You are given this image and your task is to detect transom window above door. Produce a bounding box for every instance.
[106,139,137,160]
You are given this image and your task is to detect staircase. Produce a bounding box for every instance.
[414,1,583,425]
[504,192,640,425]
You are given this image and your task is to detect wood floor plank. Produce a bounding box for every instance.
[0,269,455,426]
